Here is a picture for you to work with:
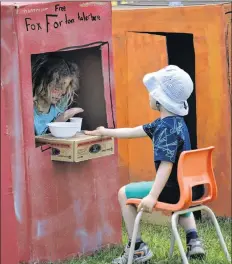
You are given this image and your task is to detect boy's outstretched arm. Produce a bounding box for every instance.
[84,126,147,139]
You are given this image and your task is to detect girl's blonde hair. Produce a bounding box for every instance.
[32,53,80,111]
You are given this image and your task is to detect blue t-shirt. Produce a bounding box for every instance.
[34,105,63,135]
[143,116,191,186]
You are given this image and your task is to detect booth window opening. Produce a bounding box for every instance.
[32,42,114,148]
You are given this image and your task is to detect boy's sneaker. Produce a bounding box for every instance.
[112,242,153,264]
[187,238,205,260]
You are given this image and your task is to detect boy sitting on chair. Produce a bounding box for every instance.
[85,65,205,263]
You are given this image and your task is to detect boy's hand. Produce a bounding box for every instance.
[137,194,157,214]
[84,126,105,136]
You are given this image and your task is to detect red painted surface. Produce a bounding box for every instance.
[1,34,20,263]
[1,2,121,263]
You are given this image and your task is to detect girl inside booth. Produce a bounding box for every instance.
[32,53,84,135]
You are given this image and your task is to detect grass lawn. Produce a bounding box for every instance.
[62,218,231,264]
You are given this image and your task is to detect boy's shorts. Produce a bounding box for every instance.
[125,181,205,205]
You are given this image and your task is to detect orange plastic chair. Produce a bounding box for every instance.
[126,146,231,264]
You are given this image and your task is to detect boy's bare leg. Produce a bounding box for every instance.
[179,213,205,259]
[112,187,153,264]
[179,213,197,230]
[118,186,141,239]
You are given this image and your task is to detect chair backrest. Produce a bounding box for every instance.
[177,146,218,208]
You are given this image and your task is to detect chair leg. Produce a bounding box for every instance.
[169,215,179,258]
[202,206,231,263]
[127,210,144,264]
[169,230,176,258]
[171,213,189,264]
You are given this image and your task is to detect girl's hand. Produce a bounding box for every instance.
[55,108,84,122]
[137,194,157,214]
[63,108,84,120]
[84,126,105,136]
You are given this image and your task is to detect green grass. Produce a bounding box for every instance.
[63,218,231,264]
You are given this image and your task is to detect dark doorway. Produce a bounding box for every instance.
[153,32,197,151]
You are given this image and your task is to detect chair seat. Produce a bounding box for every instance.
[126,198,205,212]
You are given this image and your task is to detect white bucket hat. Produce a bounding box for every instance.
[143,65,193,116]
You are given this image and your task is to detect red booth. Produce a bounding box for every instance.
[1,2,121,263]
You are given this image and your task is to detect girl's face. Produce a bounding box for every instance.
[48,76,72,104]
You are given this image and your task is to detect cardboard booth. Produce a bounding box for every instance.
[1,2,121,263]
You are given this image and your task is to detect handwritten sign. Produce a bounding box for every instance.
[24,4,101,32]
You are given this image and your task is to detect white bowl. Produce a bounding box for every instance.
[70,117,83,127]
[47,122,81,138]
[69,118,82,132]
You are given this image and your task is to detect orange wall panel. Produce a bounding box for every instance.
[127,32,167,182]
[223,4,232,103]
[112,4,231,217]
[112,33,130,187]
